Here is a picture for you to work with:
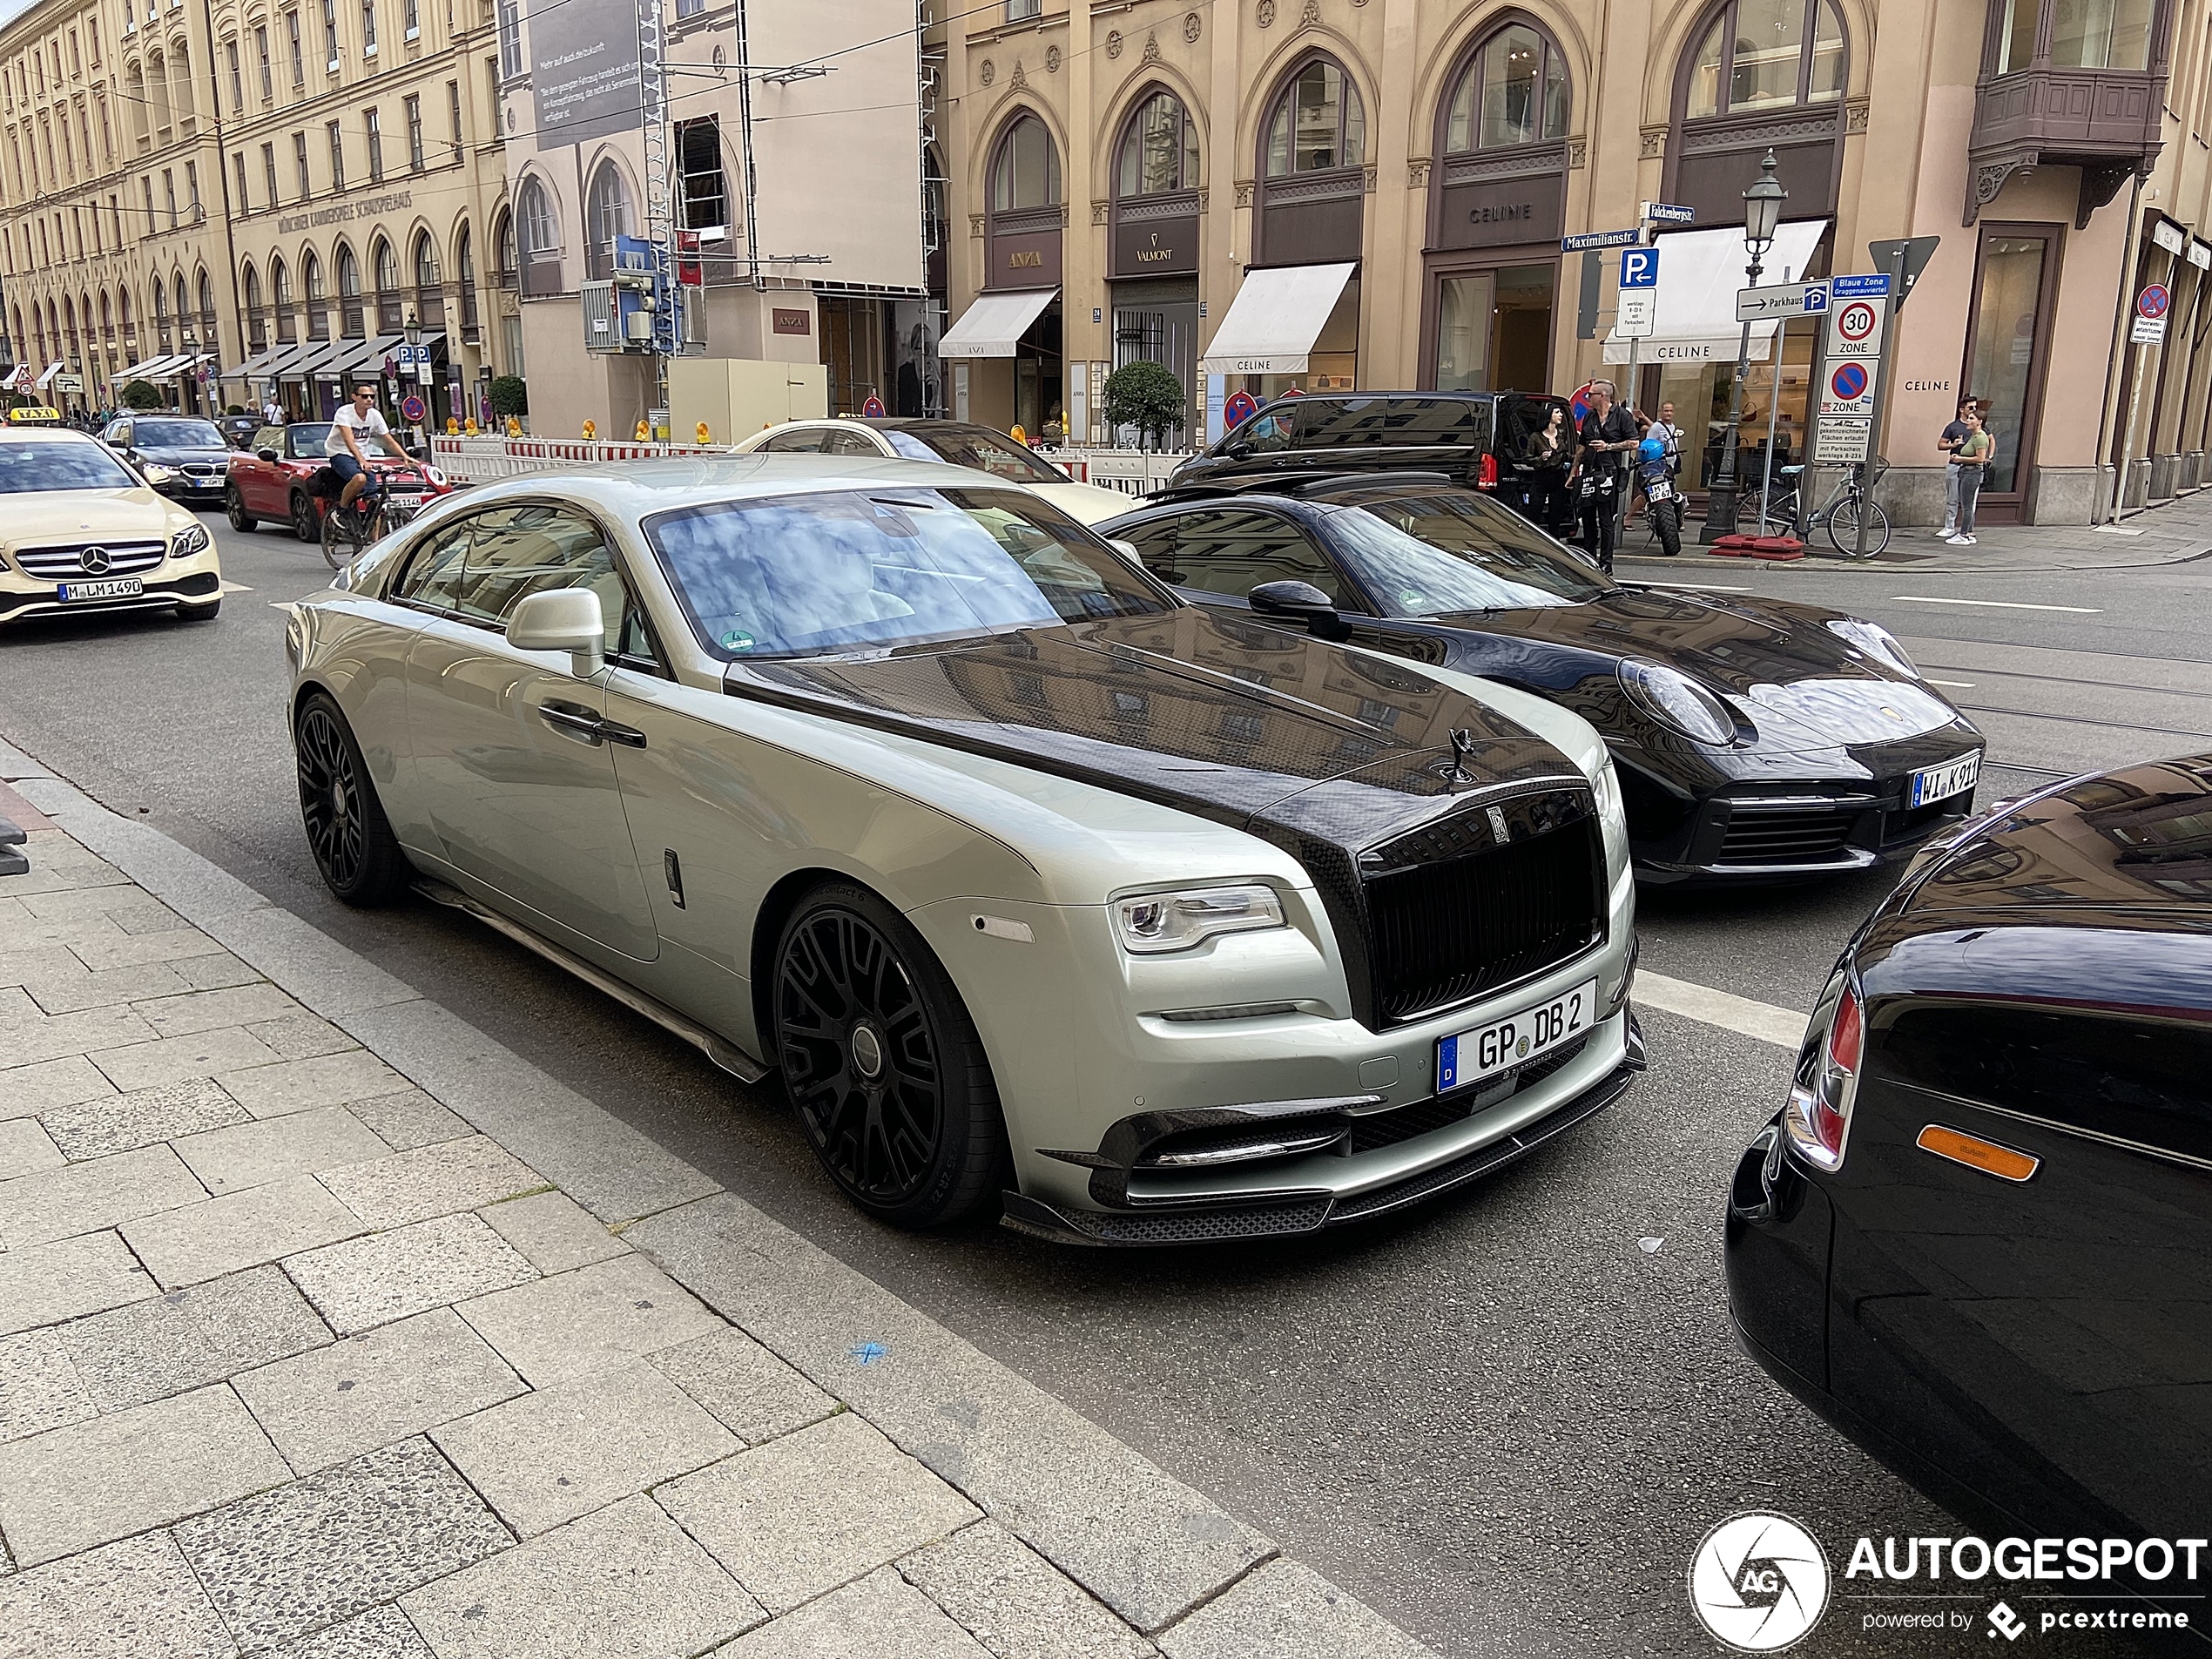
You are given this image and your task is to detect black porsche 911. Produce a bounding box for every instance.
[1101,475,1986,884]
[1728,753,2212,1566]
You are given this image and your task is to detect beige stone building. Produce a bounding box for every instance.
[936,0,2212,525]
[211,0,514,424]
[0,0,234,414]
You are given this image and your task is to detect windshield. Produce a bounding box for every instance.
[290,423,334,455]
[132,419,226,448]
[0,440,141,494]
[879,425,1065,483]
[648,487,1168,660]
[1325,489,1614,613]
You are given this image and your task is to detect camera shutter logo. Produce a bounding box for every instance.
[1687,1512,1831,1652]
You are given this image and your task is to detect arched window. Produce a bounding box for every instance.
[517,175,561,296]
[492,206,516,286]
[118,287,134,347]
[270,258,292,342]
[152,278,171,354]
[239,262,262,350]
[585,159,631,281]
[1683,0,1844,121]
[1444,22,1568,152]
[989,113,1059,212]
[455,222,478,337]
[1263,57,1365,178]
[372,236,401,330]
[337,242,363,335]
[175,272,194,346]
[301,250,326,342]
[1115,91,1197,198]
[413,229,443,327]
[99,293,112,342]
[197,270,214,341]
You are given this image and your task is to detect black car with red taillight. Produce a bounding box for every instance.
[1166,392,1570,507]
[1727,753,2212,1557]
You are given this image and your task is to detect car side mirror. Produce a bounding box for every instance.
[507,587,605,678]
[256,447,279,462]
[1248,579,1340,636]
[1225,441,1253,459]
[1105,538,1141,562]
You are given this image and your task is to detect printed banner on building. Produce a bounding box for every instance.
[529,0,651,148]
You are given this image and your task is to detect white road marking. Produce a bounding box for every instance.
[1637,971,1804,1049]
[219,580,253,594]
[1888,595,2101,613]
[1925,678,1975,688]
[1636,580,1753,591]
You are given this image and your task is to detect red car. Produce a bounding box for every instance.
[225,421,451,543]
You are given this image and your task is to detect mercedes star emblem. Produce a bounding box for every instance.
[79,546,111,575]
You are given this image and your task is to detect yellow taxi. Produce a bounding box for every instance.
[0,424,223,625]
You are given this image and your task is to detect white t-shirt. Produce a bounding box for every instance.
[327,403,392,457]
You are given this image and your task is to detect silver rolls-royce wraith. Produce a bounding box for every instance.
[286,455,1641,1244]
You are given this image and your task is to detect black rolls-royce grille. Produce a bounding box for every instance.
[15,541,169,579]
[1362,797,1604,1025]
[1718,808,1856,863]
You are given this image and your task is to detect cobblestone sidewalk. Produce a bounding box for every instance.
[0,759,1434,1659]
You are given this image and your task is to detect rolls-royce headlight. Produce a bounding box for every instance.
[1827,617,1919,678]
[1114,884,1285,954]
[1618,659,1737,746]
[170,523,210,559]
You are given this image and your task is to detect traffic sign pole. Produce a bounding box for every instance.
[1757,266,1794,533]
[1856,245,1908,559]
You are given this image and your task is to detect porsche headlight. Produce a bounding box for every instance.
[170,523,210,560]
[1618,659,1737,746]
[1114,884,1285,954]
[1827,617,1919,678]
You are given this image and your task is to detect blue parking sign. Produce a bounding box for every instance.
[1620,247,1661,288]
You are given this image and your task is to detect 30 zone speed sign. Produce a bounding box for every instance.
[1835,300,1880,346]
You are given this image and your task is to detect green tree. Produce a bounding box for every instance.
[489,375,529,419]
[120,379,163,411]
[1101,360,1185,450]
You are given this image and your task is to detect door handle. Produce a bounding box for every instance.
[597,718,647,749]
[536,700,604,745]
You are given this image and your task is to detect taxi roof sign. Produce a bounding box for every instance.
[5,406,63,424]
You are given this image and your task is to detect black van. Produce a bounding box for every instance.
[1165,391,1574,499]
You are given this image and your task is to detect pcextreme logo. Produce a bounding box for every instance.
[1688,1512,1833,1652]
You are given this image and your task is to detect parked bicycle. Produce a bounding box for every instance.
[1755,456,1892,558]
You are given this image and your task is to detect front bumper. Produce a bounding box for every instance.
[1002,1002,1643,1246]
[157,475,229,502]
[1629,752,1984,884]
[0,566,221,623]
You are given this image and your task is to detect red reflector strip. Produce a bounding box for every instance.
[1916,1123,2040,1184]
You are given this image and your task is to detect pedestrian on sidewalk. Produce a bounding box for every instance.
[1937,393,1977,536]
[1524,403,1574,534]
[1946,406,1992,546]
[1572,380,1637,572]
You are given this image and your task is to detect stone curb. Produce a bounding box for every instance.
[0,732,1437,1656]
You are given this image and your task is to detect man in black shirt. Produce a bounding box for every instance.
[1937,393,1977,537]
[1574,379,1639,572]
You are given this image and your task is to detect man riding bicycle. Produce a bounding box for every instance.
[327,383,408,515]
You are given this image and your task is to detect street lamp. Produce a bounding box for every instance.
[402,310,422,349]
[1700,151,1788,543]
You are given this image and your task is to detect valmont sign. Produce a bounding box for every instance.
[278,191,413,235]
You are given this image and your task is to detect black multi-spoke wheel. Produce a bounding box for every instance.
[291,491,320,543]
[320,502,365,569]
[294,693,409,906]
[226,482,257,533]
[775,883,1007,1228]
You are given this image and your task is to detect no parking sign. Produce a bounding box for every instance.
[401,393,428,424]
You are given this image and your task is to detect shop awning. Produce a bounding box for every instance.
[938,289,1057,359]
[230,347,285,380]
[320,334,405,381]
[280,341,342,381]
[34,361,64,388]
[1602,221,1829,366]
[156,352,212,381]
[1198,263,1358,375]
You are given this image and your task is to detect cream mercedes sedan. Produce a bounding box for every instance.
[732,417,1136,524]
[286,455,1641,1243]
[0,426,223,626]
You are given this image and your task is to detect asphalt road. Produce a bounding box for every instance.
[4,509,2202,1657]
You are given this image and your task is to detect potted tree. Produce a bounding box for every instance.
[1100,361,1186,452]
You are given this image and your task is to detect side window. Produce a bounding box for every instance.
[456,504,618,628]
[1114,519,1183,583]
[821,428,881,457]
[759,428,826,454]
[1227,408,1295,454]
[392,518,473,610]
[1295,398,1479,449]
[1162,509,1343,604]
[613,594,663,671]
